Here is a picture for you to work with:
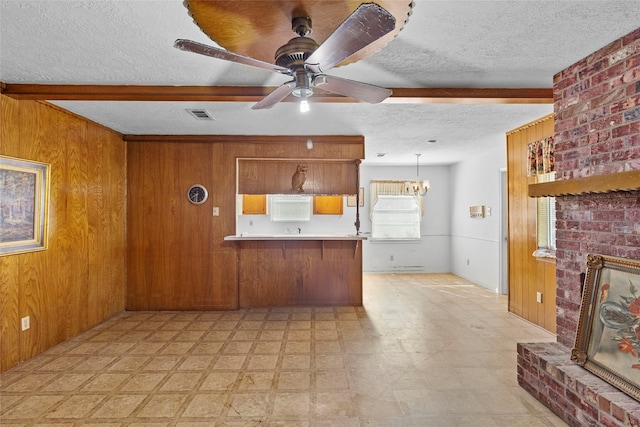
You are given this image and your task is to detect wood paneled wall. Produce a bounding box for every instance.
[125,135,364,310]
[506,114,556,332]
[0,95,126,372]
[126,141,238,310]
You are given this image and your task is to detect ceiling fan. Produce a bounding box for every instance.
[174,2,396,110]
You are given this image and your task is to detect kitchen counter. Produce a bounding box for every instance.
[227,235,364,307]
[224,234,367,241]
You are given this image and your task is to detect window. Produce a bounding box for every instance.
[372,195,421,240]
[269,195,312,222]
[535,172,556,256]
[369,180,424,240]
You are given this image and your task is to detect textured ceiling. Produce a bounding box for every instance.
[1,1,639,165]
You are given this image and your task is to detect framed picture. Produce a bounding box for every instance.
[572,254,640,401]
[0,156,50,256]
[347,187,364,207]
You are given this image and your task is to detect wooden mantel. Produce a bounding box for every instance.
[528,170,640,197]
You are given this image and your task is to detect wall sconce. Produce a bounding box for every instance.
[405,153,430,195]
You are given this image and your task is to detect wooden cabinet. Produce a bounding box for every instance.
[242,194,266,214]
[313,196,344,215]
[238,159,358,195]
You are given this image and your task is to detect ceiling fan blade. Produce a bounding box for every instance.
[174,39,290,74]
[304,3,396,73]
[314,75,391,104]
[252,81,297,110]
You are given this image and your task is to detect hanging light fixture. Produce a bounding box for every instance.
[299,96,310,113]
[405,153,430,195]
[292,69,312,113]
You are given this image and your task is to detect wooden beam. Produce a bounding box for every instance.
[1,84,553,104]
[528,170,640,197]
[385,87,553,104]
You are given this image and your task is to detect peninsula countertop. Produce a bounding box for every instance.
[224,234,367,241]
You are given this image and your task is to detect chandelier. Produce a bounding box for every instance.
[405,154,430,196]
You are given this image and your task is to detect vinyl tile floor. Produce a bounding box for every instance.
[1,273,567,426]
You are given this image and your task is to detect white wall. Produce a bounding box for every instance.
[449,146,505,292]
[359,164,451,273]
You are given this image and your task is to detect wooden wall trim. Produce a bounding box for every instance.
[123,134,363,144]
[506,113,554,135]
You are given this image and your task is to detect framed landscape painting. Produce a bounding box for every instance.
[572,254,640,401]
[0,156,50,256]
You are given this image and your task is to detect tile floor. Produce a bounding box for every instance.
[1,273,567,426]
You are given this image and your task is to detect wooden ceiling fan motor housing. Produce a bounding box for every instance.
[274,16,319,70]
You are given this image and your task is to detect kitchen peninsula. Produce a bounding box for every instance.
[225,234,366,307]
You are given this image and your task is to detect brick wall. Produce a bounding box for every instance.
[553,27,640,348]
[517,27,640,426]
[556,192,640,347]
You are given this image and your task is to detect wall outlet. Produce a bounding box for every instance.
[390,255,394,261]
[212,207,220,216]
[466,259,470,265]
[536,292,543,303]
[21,316,30,331]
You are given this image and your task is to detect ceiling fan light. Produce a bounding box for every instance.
[292,69,313,98]
[299,99,310,113]
[292,87,313,98]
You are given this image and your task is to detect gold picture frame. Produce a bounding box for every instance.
[0,156,50,256]
[347,187,364,207]
[572,254,640,401]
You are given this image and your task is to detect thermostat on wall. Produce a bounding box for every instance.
[470,205,485,218]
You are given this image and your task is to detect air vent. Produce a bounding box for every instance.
[186,109,215,121]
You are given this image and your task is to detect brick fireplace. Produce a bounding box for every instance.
[517,28,640,426]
